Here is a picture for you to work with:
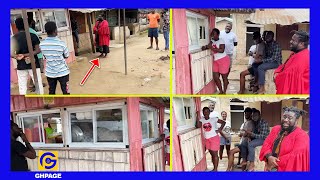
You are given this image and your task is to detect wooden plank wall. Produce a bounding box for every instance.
[142,142,165,171]
[27,149,130,171]
[190,50,213,94]
[178,128,204,171]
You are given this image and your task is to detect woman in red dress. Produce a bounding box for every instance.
[93,15,110,58]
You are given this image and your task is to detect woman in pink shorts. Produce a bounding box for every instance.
[202,28,230,94]
[197,107,227,171]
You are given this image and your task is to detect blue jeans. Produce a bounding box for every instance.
[258,62,280,85]
[240,138,265,162]
[163,30,169,49]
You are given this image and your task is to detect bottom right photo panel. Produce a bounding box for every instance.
[172,96,310,172]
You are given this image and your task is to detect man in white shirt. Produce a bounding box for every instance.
[220,23,238,75]
[201,101,219,118]
[248,45,257,67]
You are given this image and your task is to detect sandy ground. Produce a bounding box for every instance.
[11,32,170,95]
[213,58,252,94]
[206,141,243,172]
[165,165,170,171]
[227,62,251,94]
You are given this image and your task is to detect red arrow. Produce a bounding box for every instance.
[80,58,100,86]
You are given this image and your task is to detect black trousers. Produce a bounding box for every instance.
[47,74,70,95]
[101,45,109,54]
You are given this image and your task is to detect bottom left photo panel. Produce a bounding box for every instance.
[10,96,170,172]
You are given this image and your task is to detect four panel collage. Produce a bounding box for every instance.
[10,8,309,172]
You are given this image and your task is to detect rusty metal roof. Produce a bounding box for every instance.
[212,9,256,13]
[234,96,308,103]
[69,9,108,13]
[247,9,309,25]
[11,97,171,112]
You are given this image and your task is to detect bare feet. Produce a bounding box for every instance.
[147,46,153,49]
[247,163,255,171]
[237,90,244,94]
[226,168,232,171]
[156,47,159,50]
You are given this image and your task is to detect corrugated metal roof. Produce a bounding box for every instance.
[212,9,256,13]
[69,9,108,13]
[11,97,170,112]
[235,97,308,103]
[201,97,217,102]
[10,96,123,112]
[247,9,309,25]
[216,17,233,23]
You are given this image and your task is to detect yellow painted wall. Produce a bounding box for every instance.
[248,101,261,111]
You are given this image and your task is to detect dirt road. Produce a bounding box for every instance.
[11,32,170,95]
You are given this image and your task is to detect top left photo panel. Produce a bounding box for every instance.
[10,8,170,95]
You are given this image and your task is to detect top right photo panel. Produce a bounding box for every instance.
[172,9,309,95]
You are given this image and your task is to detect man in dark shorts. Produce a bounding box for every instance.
[238,31,265,94]
[147,9,160,50]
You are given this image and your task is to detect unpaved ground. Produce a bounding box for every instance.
[213,57,252,94]
[227,62,251,94]
[206,141,243,172]
[11,32,170,95]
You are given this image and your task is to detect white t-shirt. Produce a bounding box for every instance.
[239,122,245,144]
[248,45,257,66]
[211,38,227,61]
[201,110,220,119]
[217,120,231,138]
[199,117,218,139]
[220,31,238,55]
